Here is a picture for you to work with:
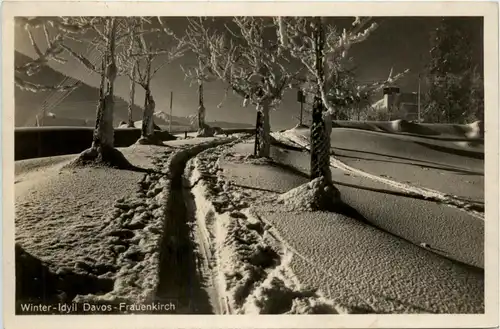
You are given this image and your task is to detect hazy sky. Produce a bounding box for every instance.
[15,16,483,130]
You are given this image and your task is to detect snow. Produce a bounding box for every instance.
[187,141,339,314]
[15,145,161,309]
[15,137,240,312]
[206,141,484,313]
[14,123,485,315]
[465,120,484,139]
[277,177,341,212]
[272,126,484,216]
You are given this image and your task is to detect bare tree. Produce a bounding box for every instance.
[120,17,185,145]
[186,17,301,157]
[278,17,408,180]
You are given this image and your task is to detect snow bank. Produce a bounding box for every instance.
[187,141,340,314]
[329,120,484,140]
[465,120,484,139]
[390,119,412,132]
[277,176,341,212]
[197,125,226,138]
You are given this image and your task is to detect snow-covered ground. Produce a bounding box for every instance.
[15,137,241,314]
[14,124,484,315]
[273,126,484,209]
[187,142,338,314]
[187,140,483,313]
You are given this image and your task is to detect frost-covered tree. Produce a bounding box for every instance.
[14,17,81,126]
[57,17,135,167]
[181,18,218,137]
[278,17,408,180]
[297,70,409,123]
[120,17,185,144]
[186,17,301,157]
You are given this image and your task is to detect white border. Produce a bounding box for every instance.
[2,2,499,329]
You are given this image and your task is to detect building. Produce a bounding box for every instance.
[372,86,420,121]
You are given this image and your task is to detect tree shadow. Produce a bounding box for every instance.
[270,139,306,152]
[335,153,483,176]
[269,145,483,206]
[232,183,282,194]
[332,179,484,211]
[267,161,311,179]
[15,244,114,314]
[332,202,484,272]
[332,147,483,174]
[266,145,484,269]
[376,122,441,136]
[413,141,484,160]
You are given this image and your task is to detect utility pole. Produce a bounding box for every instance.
[169,91,173,133]
[300,99,304,125]
[417,73,421,122]
[297,90,304,125]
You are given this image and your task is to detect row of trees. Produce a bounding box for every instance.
[16,17,186,165]
[16,16,409,181]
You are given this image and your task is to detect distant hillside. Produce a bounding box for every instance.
[15,51,145,127]
[153,111,187,127]
[14,51,253,130]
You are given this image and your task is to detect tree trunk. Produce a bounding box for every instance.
[127,62,136,128]
[198,81,205,129]
[138,56,160,145]
[141,87,155,138]
[92,18,117,151]
[257,99,271,158]
[310,96,332,181]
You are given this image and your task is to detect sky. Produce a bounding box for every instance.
[15,16,483,130]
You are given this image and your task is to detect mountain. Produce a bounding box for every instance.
[14,51,146,127]
[153,111,187,127]
[14,51,253,130]
[152,111,253,130]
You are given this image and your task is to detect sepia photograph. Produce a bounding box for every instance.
[2,1,499,328]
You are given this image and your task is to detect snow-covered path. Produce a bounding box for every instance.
[191,140,483,314]
[187,142,339,314]
[150,138,242,313]
[15,137,240,314]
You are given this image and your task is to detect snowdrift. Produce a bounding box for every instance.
[328,120,484,140]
